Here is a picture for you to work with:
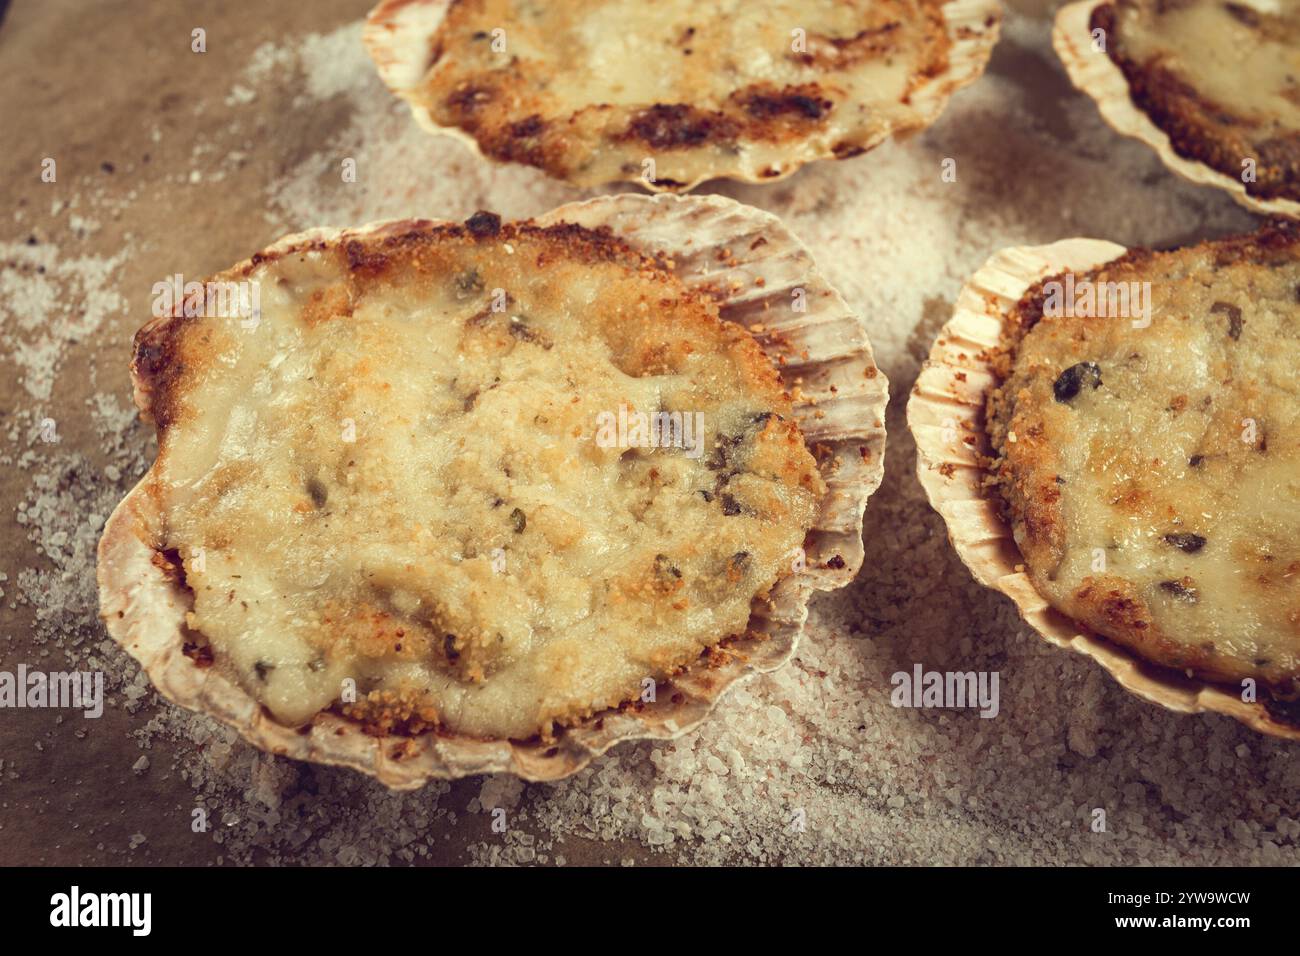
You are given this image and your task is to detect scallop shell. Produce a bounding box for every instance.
[907,237,1300,741]
[1054,0,1300,220]
[362,0,1003,193]
[97,193,890,787]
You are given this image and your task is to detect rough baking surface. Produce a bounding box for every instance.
[986,221,1300,704]
[1093,0,1300,203]
[367,0,979,189]
[131,214,823,740]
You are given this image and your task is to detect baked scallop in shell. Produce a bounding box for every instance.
[1055,0,1300,218]
[364,0,1002,191]
[909,221,1300,740]
[98,194,889,786]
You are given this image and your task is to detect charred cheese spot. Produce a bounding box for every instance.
[141,215,824,739]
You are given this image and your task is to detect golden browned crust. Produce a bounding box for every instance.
[1094,0,1300,203]
[136,211,827,740]
[986,219,1300,700]
[134,214,670,427]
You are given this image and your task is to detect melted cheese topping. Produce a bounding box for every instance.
[147,223,824,739]
[416,0,950,187]
[1100,0,1300,201]
[1114,0,1300,128]
[989,230,1300,689]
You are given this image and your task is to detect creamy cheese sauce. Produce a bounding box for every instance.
[1115,0,1300,135]
[418,0,949,186]
[151,227,823,738]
